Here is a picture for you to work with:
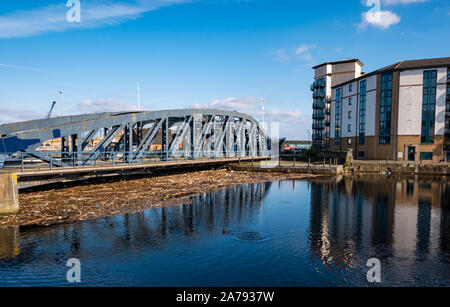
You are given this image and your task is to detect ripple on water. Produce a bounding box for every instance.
[236,231,269,243]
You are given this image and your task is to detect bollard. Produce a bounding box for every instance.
[308,158,310,167]
[293,157,296,167]
[0,173,19,214]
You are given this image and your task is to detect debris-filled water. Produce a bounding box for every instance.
[0,170,313,227]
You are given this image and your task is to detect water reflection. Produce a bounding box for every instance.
[0,183,273,279]
[0,176,448,286]
[0,226,19,260]
[309,175,449,284]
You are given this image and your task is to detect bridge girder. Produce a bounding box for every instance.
[0,109,271,169]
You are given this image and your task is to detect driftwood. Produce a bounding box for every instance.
[1,169,316,227]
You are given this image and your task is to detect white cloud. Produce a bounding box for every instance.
[77,98,139,113]
[191,97,259,111]
[0,0,190,39]
[0,63,59,74]
[264,109,304,123]
[360,10,401,29]
[274,49,290,62]
[383,0,428,5]
[296,44,316,55]
[295,44,316,63]
[0,107,44,124]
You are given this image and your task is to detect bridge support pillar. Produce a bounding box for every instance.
[0,173,19,214]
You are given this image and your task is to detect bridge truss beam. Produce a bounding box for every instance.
[0,109,271,169]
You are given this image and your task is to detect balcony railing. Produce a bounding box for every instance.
[312,123,325,129]
[312,79,325,89]
[312,111,325,120]
[312,134,325,140]
[313,101,325,109]
[313,91,326,99]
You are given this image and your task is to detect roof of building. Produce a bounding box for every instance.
[331,57,450,89]
[312,59,364,69]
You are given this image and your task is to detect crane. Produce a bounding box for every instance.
[47,101,56,119]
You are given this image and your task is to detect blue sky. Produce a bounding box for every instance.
[0,0,449,139]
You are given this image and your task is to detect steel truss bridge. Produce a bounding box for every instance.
[0,109,272,171]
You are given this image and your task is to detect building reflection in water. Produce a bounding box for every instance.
[0,177,448,286]
[309,175,449,272]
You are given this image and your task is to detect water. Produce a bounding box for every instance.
[0,175,449,287]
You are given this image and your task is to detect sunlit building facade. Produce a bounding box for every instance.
[312,57,450,162]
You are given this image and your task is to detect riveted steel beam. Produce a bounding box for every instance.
[0,109,271,169]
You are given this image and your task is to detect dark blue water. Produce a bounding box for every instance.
[0,176,449,286]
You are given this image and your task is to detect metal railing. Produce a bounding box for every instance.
[312,111,325,120]
[312,101,326,109]
[2,150,268,172]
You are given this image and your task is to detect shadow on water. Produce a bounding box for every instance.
[0,176,449,286]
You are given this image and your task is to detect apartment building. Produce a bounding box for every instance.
[311,57,450,162]
[311,59,364,150]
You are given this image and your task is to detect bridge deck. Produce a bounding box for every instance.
[9,156,270,189]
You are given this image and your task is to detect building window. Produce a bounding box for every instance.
[420,152,433,161]
[359,80,367,145]
[379,73,393,144]
[348,111,352,119]
[358,151,365,158]
[421,70,437,144]
[349,97,352,105]
[349,84,353,92]
[335,88,342,145]
[348,124,351,132]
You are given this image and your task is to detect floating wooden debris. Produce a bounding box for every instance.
[0,169,316,227]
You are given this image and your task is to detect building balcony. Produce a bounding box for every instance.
[312,112,325,120]
[313,101,325,109]
[312,80,326,89]
[312,134,324,141]
[313,91,326,99]
[312,123,325,129]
